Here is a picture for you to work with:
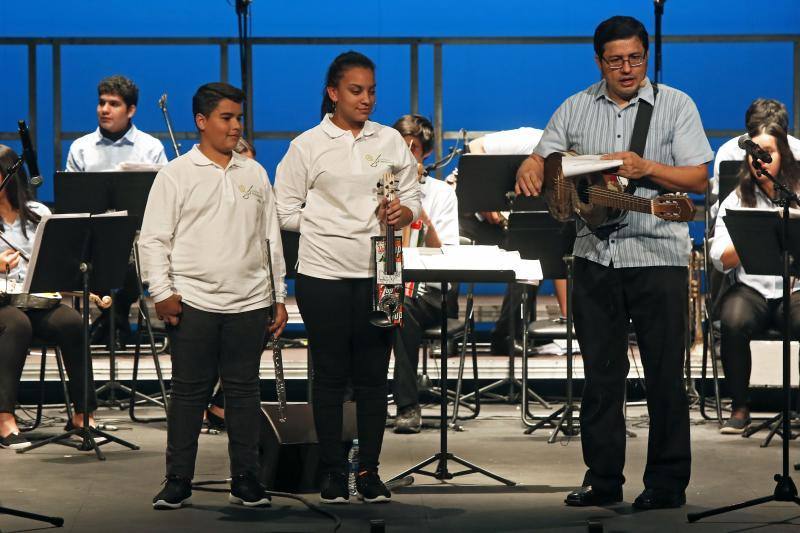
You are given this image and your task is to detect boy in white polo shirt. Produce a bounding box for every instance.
[139,82,287,509]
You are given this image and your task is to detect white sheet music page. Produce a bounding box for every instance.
[403,245,542,283]
[562,154,623,177]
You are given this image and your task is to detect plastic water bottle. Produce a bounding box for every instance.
[347,439,359,496]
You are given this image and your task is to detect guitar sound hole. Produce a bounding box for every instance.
[576,179,591,204]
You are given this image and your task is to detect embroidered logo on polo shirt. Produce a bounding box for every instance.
[238,184,263,201]
[365,153,393,168]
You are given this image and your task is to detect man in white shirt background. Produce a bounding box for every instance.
[65,75,168,346]
[66,75,167,172]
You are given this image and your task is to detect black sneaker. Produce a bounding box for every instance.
[720,416,751,435]
[320,471,349,504]
[0,432,31,450]
[153,475,192,510]
[394,405,422,434]
[356,470,391,503]
[229,472,271,507]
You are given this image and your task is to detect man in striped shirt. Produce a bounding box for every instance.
[517,15,712,510]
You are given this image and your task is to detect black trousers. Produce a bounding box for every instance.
[572,258,690,493]
[0,304,97,414]
[718,283,800,411]
[295,274,392,473]
[165,304,268,479]
[392,291,441,410]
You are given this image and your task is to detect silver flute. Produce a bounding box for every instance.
[265,239,287,422]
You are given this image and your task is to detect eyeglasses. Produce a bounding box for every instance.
[601,53,646,70]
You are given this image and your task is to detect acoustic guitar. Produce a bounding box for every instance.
[543,151,695,231]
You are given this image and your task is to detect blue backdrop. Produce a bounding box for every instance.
[1,0,798,296]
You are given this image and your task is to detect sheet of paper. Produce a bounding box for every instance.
[514,259,543,283]
[562,154,623,177]
[116,162,165,172]
[403,245,542,281]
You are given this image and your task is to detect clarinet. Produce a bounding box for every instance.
[265,239,287,423]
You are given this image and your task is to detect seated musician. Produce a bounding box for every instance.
[709,121,800,434]
[709,98,800,220]
[0,145,99,450]
[390,114,459,433]
[66,75,168,347]
[66,75,167,172]
[454,127,568,353]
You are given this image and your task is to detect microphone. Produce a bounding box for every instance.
[17,120,43,187]
[738,134,772,164]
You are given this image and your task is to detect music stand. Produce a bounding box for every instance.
[718,161,744,204]
[18,214,141,460]
[504,211,580,441]
[455,155,550,404]
[55,171,157,408]
[388,268,515,486]
[689,207,800,522]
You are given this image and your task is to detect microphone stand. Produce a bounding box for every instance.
[235,0,254,139]
[689,163,800,521]
[653,0,666,83]
[424,146,464,178]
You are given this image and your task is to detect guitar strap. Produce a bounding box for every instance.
[628,82,658,182]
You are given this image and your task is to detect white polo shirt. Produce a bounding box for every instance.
[65,124,168,171]
[274,115,421,280]
[138,145,286,313]
[420,177,459,247]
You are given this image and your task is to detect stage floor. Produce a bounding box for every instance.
[2,404,800,533]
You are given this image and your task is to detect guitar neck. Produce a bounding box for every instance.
[587,185,652,214]
[386,224,396,275]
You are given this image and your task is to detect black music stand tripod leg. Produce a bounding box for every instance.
[0,505,64,527]
[128,241,170,422]
[390,280,516,487]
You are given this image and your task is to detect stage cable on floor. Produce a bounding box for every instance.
[192,479,343,532]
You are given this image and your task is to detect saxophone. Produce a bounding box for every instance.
[688,248,705,350]
[265,239,287,423]
[684,247,705,397]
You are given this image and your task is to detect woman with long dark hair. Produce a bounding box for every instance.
[275,51,420,504]
[0,145,98,450]
[710,121,800,434]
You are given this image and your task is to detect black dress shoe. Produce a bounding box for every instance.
[565,485,623,507]
[632,488,686,510]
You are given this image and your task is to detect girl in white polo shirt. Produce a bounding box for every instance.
[275,51,420,504]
